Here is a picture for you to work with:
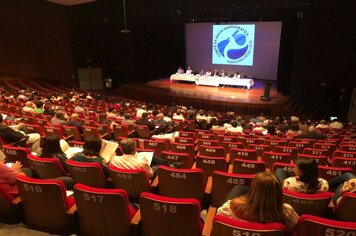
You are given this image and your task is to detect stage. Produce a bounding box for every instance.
[116,78,289,116]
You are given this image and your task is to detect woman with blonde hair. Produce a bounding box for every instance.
[217,172,298,233]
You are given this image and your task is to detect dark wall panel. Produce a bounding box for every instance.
[0,0,74,83]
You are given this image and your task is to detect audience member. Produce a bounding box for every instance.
[135,112,155,131]
[67,113,84,133]
[51,111,68,126]
[298,126,326,140]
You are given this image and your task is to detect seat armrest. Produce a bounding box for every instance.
[228,164,233,173]
[66,204,77,215]
[130,210,141,225]
[100,133,109,139]
[191,162,197,169]
[151,176,159,187]
[202,207,217,236]
[12,197,21,205]
[205,176,212,194]
[63,135,73,141]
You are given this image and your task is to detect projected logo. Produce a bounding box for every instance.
[212,25,255,66]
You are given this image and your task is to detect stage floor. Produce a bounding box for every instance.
[116,78,289,115]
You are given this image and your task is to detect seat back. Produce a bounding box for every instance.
[140,192,202,236]
[303,148,329,156]
[297,153,328,166]
[170,142,195,158]
[113,124,130,140]
[274,146,298,160]
[66,160,107,188]
[161,151,193,168]
[282,190,332,217]
[332,157,356,174]
[83,126,101,141]
[243,138,261,148]
[196,139,219,147]
[16,175,73,235]
[63,125,82,141]
[247,144,271,157]
[211,171,255,207]
[27,154,66,179]
[221,141,244,153]
[195,155,226,184]
[295,214,356,236]
[229,148,257,163]
[318,166,353,181]
[179,131,195,139]
[0,186,20,224]
[333,192,356,222]
[271,162,296,175]
[2,144,31,168]
[198,145,225,157]
[333,150,356,159]
[143,139,169,156]
[262,152,292,170]
[73,183,133,236]
[288,141,310,153]
[24,124,44,136]
[313,143,337,157]
[264,139,288,151]
[232,159,266,175]
[218,135,239,145]
[174,136,194,144]
[135,125,152,139]
[108,166,150,203]
[44,125,64,139]
[213,215,286,236]
[157,166,204,203]
[340,144,356,152]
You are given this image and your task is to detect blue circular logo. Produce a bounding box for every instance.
[213,25,254,64]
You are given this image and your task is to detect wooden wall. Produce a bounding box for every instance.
[0,0,74,83]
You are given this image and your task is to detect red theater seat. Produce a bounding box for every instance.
[16,175,76,235]
[232,158,266,175]
[2,144,31,168]
[198,145,226,157]
[0,186,20,224]
[294,214,356,236]
[333,192,356,222]
[195,155,227,184]
[27,154,66,179]
[213,215,286,236]
[139,192,203,236]
[73,183,136,236]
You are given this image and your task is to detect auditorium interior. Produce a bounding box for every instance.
[0,0,355,235]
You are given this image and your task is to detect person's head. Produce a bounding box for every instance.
[0,114,3,124]
[124,113,131,120]
[41,135,64,157]
[157,113,164,120]
[320,119,326,125]
[158,125,167,134]
[83,136,102,156]
[71,113,80,121]
[36,101,44,109]
[308,126,316,133]
[141,112,148,119]
[294,158,320,193]
[99,113,107,120]
[55,111,65,120]
[120,138,136,155]
[108,107,114,113]
[25,101,33,108]
[230,172,284,224]
[230,120,238,128]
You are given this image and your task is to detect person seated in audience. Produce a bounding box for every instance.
[154,113,169,127]
[106,107,119,120]
[217,172,298,233]
[135,112,155,131]
[177,66,184,74]
[275,158,329,193]
[17,90,28,102]
[275,117,289,134]
[163,111,172,123]
[39,135,68,169]
[0,159,32,196]
[3,92,15,103]
[23,101,35,113]
[43,103,55,116]
[205,69,212,76]
[0,115,41,153]
[213,68,219,76]
[168,103,177,113]
[111,139,154,179]
[233,71,241,79]
[136,105,147,118]
[117,109,126,119]
[196,110,208,121]
[316,119,330,130]
[151,125,179,143]
[172,109,185,121]
[330,174,356,205]
[252,122,267,135]
[187,106,196,116]
[209,118,225,132]
[298,120,312,134]
[121,113,135,126]
[33,101,44,114]
[110,139,182,179]
[226,120,243,133]
[329,119,343,130]
[71,136,109,176]
[74,102,85,114]
[186,66,192,74]
[298,125,326,140]
[67,113,84,134]
[51,111,68,126]
[286,122,302,135]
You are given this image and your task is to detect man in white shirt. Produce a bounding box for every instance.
[226,120,243,134]
[205,69,212,76]
[172,109,185,121]
[136,105,147,118]
[151,126,179,143]
[110,139,154,178]
[186,66,192,74]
